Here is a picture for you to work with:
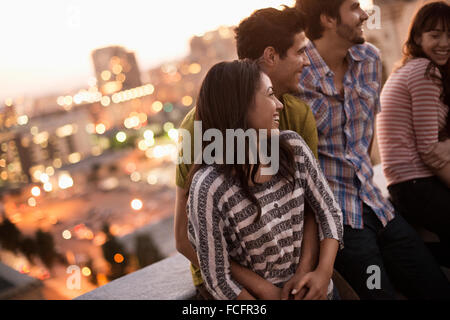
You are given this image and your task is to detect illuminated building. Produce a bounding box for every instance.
[0,108,93,186]
[91,46,142,96]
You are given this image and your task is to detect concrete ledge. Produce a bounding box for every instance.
[75,253,196,300]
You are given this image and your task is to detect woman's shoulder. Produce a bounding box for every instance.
[280,130,311,157]
[404,58,442,83]
[404,57,435,74]
[280,130,307,145]
[190,165,231,198]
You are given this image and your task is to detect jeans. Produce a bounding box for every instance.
[334,204,450,300]
[388,177,450,267]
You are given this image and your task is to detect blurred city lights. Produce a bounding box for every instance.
[114,253,124,263]
[17,115,29,125]
[181,95,193,106]
[68,152,81,164]
[130,171,141,182]
[131,199,143,211]
[163,122,174,132]
[188,63,202,74]
[152,101,163,112]
[143,129,154,140]
[95,123,106,134]
[62,230,72,240]
[39,173,50,183]
[58,172,74,190]
[116,131,127,142]
[147,174,158,185]
[137,140,149,151]
[31,186,41,197]
[82,267,92,277]
[100,95,111,107]
[43,182,53,192]
[168,128,178,142]
[27,197,36,207]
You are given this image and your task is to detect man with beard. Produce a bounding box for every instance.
[295,0,450,299]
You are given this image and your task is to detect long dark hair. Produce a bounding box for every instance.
[185,60,297,221]
[401,1,450,134]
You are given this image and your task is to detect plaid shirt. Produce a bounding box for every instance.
[297,41,395,229]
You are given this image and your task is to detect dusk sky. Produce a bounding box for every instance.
[0,0,298,102]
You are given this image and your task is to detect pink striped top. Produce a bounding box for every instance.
[377,58,449,186]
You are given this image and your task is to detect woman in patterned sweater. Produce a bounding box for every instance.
[185,60,343,300]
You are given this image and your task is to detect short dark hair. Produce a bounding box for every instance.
[295,0,346,40]
[235,6,305,60]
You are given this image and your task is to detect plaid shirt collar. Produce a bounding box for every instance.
[305,40,368,82]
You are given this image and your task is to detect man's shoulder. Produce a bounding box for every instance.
[179,107,196,130]
[282,94,311,111]
[280,94,316,129]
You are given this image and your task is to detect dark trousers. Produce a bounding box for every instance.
[334,204,450,300]
[388,177,450,267]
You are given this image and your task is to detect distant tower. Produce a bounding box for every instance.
[91,46,142,95]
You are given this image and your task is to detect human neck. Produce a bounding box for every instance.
[313,36,350,72]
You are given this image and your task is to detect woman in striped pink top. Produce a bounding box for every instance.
[377,1,450,267]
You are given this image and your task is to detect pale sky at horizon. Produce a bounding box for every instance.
[0,0,298,102]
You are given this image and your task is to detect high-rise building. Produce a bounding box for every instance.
[91,46,142,96]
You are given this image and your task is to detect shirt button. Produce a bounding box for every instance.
[274,203,279,208]
[326,71,333,77]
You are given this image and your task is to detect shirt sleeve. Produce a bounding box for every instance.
[187,169,243,300]
[176,108,196,188]
[374,56,383,114]
[408,59,443,164]
[283,131,344,249]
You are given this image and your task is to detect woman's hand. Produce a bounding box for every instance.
[260,285,282,300]
[281,270,308,300]
[282,269,330,300]
[422,139,450,169]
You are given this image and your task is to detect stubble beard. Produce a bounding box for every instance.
[336,21,366,45]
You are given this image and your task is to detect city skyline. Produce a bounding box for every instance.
[0,0,300,102]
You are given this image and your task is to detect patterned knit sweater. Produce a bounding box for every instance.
[187,130,343,300]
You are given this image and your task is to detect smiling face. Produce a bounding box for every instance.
[270,32,310,96]
[247,72,284,136]
[418,22,450,66]
[336,0,369,45]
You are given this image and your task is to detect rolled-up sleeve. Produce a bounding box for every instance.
[286,131,344,249]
